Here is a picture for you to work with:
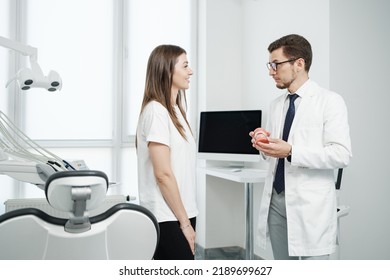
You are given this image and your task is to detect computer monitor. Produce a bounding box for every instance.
[197,110,262,164]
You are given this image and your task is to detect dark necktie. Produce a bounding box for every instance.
[273,94,299,194]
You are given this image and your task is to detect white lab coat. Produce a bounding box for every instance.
[256,80,352,256]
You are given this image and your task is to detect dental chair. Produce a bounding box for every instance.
[0,170,159,260]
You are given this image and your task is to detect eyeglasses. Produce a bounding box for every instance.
[266,58,298,71]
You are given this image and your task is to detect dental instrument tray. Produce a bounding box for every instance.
[0,111,83,186]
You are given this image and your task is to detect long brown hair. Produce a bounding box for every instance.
[139,44,192,140]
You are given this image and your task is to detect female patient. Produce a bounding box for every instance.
[136,45,198,260]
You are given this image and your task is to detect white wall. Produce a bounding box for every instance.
[203,0,243,111]
[241,0,330,126]
[196,0,246,250]
[329,0,390,260]
[198,0,390,259]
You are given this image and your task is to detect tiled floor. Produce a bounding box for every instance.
[195,246,258,260]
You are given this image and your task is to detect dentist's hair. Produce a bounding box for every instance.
[140,44,192,140]
[268,34,313,72]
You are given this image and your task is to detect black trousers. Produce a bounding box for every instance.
[153,217,196,260]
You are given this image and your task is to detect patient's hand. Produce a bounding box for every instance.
[181,224,196,255]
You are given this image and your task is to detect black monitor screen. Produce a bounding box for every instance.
[198,110,262,155]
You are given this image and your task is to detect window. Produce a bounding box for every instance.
[0,0,9,114]
[24,0,114,140]
[124,0,193,139]
[0,0,13,214]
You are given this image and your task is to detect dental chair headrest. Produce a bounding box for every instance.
[45,170,108,212]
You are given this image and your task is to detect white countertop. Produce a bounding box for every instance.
[198,167,267,183]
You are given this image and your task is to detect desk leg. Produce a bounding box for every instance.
[245,182,254,260]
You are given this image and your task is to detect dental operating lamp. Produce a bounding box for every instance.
[0,36,62,92]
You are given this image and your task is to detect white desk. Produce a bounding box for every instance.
[200,167,267,260]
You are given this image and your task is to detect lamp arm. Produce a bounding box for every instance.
[0,36,38,61]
